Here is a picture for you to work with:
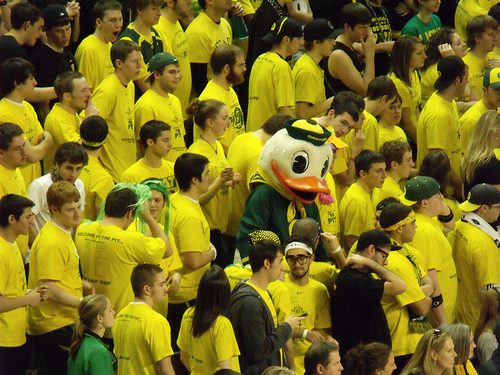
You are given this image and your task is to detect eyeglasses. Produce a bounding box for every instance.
[286,254,311,265]
[312,224,323,243]
[375,247,390,261]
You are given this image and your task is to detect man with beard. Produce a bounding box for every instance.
[196,45,246,154]
[283,235,335,375]
[135,52,186,162]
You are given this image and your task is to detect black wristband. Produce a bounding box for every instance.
[0,1,8,6]
[438,206,453,223]
[432,294,444,307]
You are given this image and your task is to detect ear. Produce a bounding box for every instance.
[359,170,367,179]
[49,205,59,216]
[115,59,123,69]
[327,109,335,119]
[62,91,72,102]
[310,254,315,262]
[344,23,350,31]
[96,17,103,28]
[367,244,376,256]
[147,138,155,148]
[166,0,175,7]
[263,258,272,269]
[390,160,399,170]
[430,350,438,361]
[7,214,17,225]
[23,21,31,31]
[454,76,461,86]
[282,35,291,44]
[223,64,231,75]
[143,284,151,296]
[153,71,161,82]
[316,363,325,375]
[380,95,388,104]
[483,86,488,95]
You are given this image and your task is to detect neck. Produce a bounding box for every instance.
[356,179,373,194]
[378,118,394,129]
[253,128,272,143]
[142,149,163,168]
[271,44,290,59]
[437,87,456,102]
[204,7,223,23]
[289,273,309,286]
[415,207,435,219]
[47,39,64,53]
[91,325,106,338]
[180,188,201,202]
[201,129,218,143]
[389,232,404,246]
[59,101,78,115]
[417,8,433,22]
[100,216,130,230]
[131,18,153,36]
[364,99,382,117]
[162,8,180,22]
[151,83,169,98]
[249,271,270,290]
[85,149,100,158]
[0,161,16,171]
[471,47,488,58]
[93,29,109,43]
[482,97,498,110]
[0,226,20,244]
[134,296,153,308]
[212,74,230,90]
[6,29,26,45]
[337,33,355,48]
[367,0,382,6]
[5,91,25,104]
[114,70,131,86]
[52,217,72,232]
[306,49,324,64]
[386,170,402,183]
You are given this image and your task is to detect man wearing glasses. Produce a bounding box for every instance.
[283,235,336,375]
[331,229,406,357]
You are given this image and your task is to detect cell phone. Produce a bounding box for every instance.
[299,313,308,317]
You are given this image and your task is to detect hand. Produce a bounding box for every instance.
[438,43,455,57]
[277,271,285,283]
[36,285,49,301]
[394,1,410,15]
[66,1,80,18]
[321,232,340,251]
[486,58,500,69]
[231,2,244,17]
[225,172,242,188]
[345,253,368,270]
[361,31,375,55]
[167,272,181,295]
[305,330,326,343]
[82,280,95,296]
[220,167,234,183]
[42,131,53,146]
[85,94,99,117]
[326,335,338,344]
[284,315,307,331]
[351,129,366,154]
[25,289,42,307]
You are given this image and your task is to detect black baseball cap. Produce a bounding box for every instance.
[460,183,500,212]
[357,230,402,251]
[434,56,466,91]
[42,4,69,30]
[263,17,303,44]
[303,18,335,42]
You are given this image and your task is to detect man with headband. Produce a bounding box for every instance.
[331,229,406,357]
[283,235,335,375]
[379,202,435,371]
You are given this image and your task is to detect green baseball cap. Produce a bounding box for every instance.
[285,118,332,146]
[483,68,500,89]
[399,176,441,206]
[144,52,178,81]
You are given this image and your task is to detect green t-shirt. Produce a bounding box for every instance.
[401,14,441,44]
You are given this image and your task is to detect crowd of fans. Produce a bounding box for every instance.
[0,0,500,374]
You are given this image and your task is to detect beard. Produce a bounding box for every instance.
[227,68,245,85]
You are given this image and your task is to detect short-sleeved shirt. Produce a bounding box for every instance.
[420,64,438,107]
[247,51,295,133]
[0,237,27,347]
[459,100,489,154]
[417,92,461,180]
[448,221,500,331]
[463,52,489,100]
[0,35,27,65]
[120,159,178,194]
[177,307,240,375]
[92,74,136,182]
[379,125,407,145]
[169,192,211,303]
[197,80,245,150]
[31,44,76,87]
[282,261,341,296]
[339,183,376,244]
[345,110,380,152]
[113,302,174,375]
[75,35,114,91]
[389,71,421,140]
[372,176,403,210]
[293,53,326,114]
[332,266,390,356]
[316,173,341,238]
[454,0,487,43]
[401,14,441,44]
[28,220,82,335]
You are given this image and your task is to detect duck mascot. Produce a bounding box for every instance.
[235,118,344,264]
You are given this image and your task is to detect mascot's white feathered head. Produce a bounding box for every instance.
[258,119,346,204]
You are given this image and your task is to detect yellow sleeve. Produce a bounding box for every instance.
[268,281,292,324]
[342,198,370,237]
[35,239,66,282]
[425,113,452,150]
[393,78,411,109]
[214,316,241,362]
[331,149,348,175]
[177,216,209,253]
[362,115,380,151]
[239,0,255,15]
[186,30,211,64]
[176,309,192,352]
[411,230,441,271]
[76,48,98,90]
[92,84,115,120]
[149,317,174,362]
[274,64,295,109]
[92,177,115,214]
[134,105,156,140]
[314,286,331,329]
[294,64,318,104]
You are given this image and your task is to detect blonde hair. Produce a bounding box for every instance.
[401,329,454,375]
[474,289,500,344]
[462,110,500,183]
[440,324,471,365]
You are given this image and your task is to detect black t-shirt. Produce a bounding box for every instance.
[0,36,28,66]
[464,156,500,196]
[31,44,76,87]
[323,41,364,97]
[331,266,391,356]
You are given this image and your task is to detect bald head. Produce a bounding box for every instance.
[292,218,320,248]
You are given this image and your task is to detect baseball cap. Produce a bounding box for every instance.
[357,230,402,251]
[459,183,500,212]
[434,56,466,91]
[483,68,500,88]
[144,52,178,81]
[285,118,332,146]
[42,4,69,30]
[399,176,441,206]
[263,17,303,44]
[303,18,335,42]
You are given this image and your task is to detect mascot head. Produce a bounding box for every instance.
[258,119,346,204]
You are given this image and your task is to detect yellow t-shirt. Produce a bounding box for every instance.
[120,158,178,194]
[455,0,487,42]
[80,155,115,221]
[420,64,438,108]
[28,220,82,335]
[389,71,421,139]
[197,80,245,150]
[113,302,174,375]
[459,100,489,154]
[372,175,403,210]
[316,173,341,238]
[0,98,43,188]
[293,53,326,113]
[417,92,461,181]
[488,46,500,60]
[134,89,186,162]
[44,103,82,172]
[448,221,500,332]
[75,34,114,92]
[188,139,229,232]
[185,11,232,81]
[226,132,264,236]
[339,183,376,245]
[463,52,488,100]
[177,307,240,375]
[410,213,458,325]
[284,276,331,375]
[247,281,278,327]
[247,51,295,133]
[379,125,408,145]
[0,237,27,347]
[92,74,136,182]
[345,110,380,152]
[381,244,427,357]
[75,221,166,322]
[169,192,211,303]
[0,164,29,260]
[155,16,192,120]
